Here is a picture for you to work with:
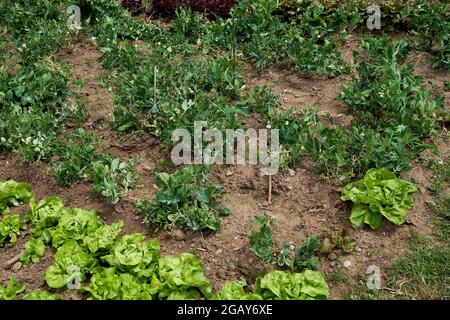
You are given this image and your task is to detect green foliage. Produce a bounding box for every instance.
[23,290,62,300]
[230,0,350,76]
[137,166,229,232]
[254,270,329,300]
[85,267,157,300]
[52,129,102,186]
[20,238,46,265]
[83,220,124,254]
[0,214,26,246]
[0,180,32,214]
[27,196,65,239]
[0,277,26,300]
[293,236,320,271]
[0,181,331,300]
[213,279,262,300]
[403,0,450,69]
[249,215,274,263]
[341,168,417,229]
[45,240,98,289]
[101,234,160,278]
[269,36,441,178]
[51,208,102,248]
[249,215,320,271]
[319,228,355,255]
[91,157,140,204]
[158,253,212,300]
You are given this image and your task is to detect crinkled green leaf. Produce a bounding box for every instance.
[86,268,158,300]
[214,279,263,300]
[158,253,212,300]
[27,196,64,238]
[254,270,329,300]
[45,240,97,289]
[0,181,33,214]
[51,208,101,248]
[23,290,62,300]
[341,168,417,229]
[102,234,160,278]
[20,237,46,265]
[0,276,26,300]
[0,214,26,246]
[83,220,124,254]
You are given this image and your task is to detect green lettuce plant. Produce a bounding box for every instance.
[341,168,417,229]
[0,181,32,214]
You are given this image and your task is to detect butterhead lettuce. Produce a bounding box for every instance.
[341,168,417,229]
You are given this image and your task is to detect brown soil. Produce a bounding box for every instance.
[1,33,449,300]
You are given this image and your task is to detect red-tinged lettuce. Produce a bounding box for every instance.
[0,181,33,214]
[158,253,212,300]
[45,240,97,289]
[254,270,329,300]
[341,168,417,229]
[102,234,160,278]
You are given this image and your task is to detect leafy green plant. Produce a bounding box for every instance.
[51,208,102,248]
[23,290,62,300]
[137,166,229,232]
[85,267,157,300]
[91,157,140,204]
[20,238,46,266]
[158,253,213,300]
[249,215,320,271]
[0,181,32,214]
[254,270,329,300]
[45,240,98,289]
[213,279,262,300]
[249,215,275,263]
[101,233,160,278]
[0,214,26,246]
[52,129,103,186]
[0,277,26,300]
[319,228,355,255]
[402,0,450,70]
[341,168,417,229]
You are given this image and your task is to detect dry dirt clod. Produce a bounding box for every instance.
[225,170,233,177]
[173,229,185,241]
[12,261,22,272]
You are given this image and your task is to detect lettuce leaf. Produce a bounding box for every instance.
[83,220,124,254]
[254,270,329,300]
[51,208,101,248]
[23,290,62,300]
[85,268,158,300]
[0,276,26,300]
[0,181,33,214]
[45,240,97,289]
[214,279,263,300]
[158,253,212,300]
[341,168,417,229]
[27,196,64,238]
[0,214,26,246]
[102,234,160,278]
[20,237,46,265]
